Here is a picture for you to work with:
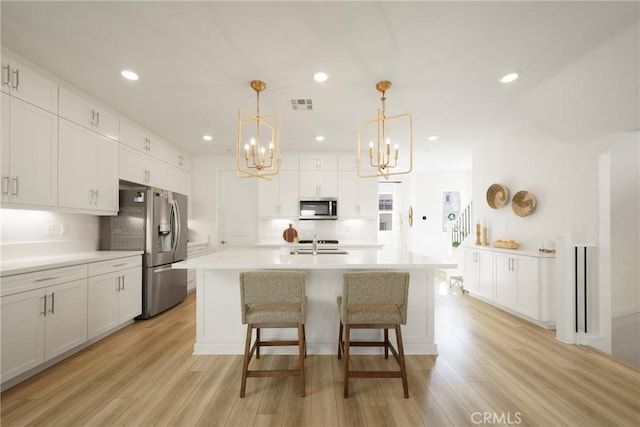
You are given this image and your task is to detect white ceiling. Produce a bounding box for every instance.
[2,1,639,171]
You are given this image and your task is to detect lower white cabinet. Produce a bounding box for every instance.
[1,254,141,386]
[1,277,87,383]
[464,246,555,327]
[464,248,493,300]
[88,265,142,339]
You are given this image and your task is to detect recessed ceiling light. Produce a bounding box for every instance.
[313,72,328,82]
[427,135,439,141]
[315,135,325,142]
[202,135,213,142]
[500,72,519,83]
[121,70,139,81]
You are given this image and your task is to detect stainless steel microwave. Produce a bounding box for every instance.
[299,198,338,220]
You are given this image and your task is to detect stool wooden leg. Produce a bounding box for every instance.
[240,324,253,398]
[256,328,261,359]
[337,321,343,359]
[395,324,409,398]
[384,328,389,359]
[343,325,351,398]
[298,323,305,397]
[302,324,307,358]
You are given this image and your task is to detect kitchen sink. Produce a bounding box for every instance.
[296,248,349,255]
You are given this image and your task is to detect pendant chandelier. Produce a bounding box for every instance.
[236,80,281,179]
[357,80,413,179]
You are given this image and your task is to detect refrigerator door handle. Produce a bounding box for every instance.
[170,199,181,256]
[153,266,173,274]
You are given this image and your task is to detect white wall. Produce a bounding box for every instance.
[472,123,600,250]
[0,209,99,259]
[606,132,640,367]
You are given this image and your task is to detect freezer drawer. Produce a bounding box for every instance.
[140,265,186,319]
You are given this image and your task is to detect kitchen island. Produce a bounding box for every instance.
[172,249,456,355]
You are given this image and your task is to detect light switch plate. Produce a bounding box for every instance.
[45,224,55,236]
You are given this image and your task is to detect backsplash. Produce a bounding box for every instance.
[0,209,100,259]
[258,218,377,244]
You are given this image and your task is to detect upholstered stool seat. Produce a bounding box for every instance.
[239,270,306,398]
[337,271,410,398]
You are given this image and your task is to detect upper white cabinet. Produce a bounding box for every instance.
[258,171,299,218]
[1,57,58,113]
[120,144,166,189]
[299,170,338,198]
[58,87,119,140]
[337,171,378,219]
[299,154,337,171]
[120,121,166,160]
[58,118,118,214]
[1,93,58,208]
[165,165,191,197]
[165,144,191,172]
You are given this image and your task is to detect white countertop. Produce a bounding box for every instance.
[462,244,556,258]
[253,241,383,248]
[0,251,144,277]
[173,248,456,270]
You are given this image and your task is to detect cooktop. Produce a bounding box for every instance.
[297,239,339,244]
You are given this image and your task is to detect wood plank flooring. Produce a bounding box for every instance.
[2,280,639,426]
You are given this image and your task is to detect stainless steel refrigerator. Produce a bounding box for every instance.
[100,187,188,319]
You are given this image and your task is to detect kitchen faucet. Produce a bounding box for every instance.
[312,234,318,256]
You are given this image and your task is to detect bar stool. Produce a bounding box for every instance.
[239,270,306,398]
[337,271,410,398]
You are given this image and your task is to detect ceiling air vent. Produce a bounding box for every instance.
[290,99,313,110]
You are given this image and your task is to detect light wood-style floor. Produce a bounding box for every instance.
[2,281,639,426]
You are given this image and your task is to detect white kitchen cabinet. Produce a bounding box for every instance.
[299,170,338,198]
[58,119,118,214]
[464,248,494,300]
[1,288,45,383]
[1,57,58,113]
[1,93,58,208]
[58,87,119,141]
[258,171,299,217]
[120,144,166,189]
[299,154,337,171]
[43,279,88,361]
[87,259,142,339]
[1,266,88,383]
[165,144,192,172]
[494,253,540,318]
[337,171,378,219]
[120,121,166,160]
[165,165,191,197]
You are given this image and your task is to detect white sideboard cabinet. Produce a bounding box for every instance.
[464,246,555,328]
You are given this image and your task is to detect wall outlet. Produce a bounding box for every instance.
[45,224,55,237]
[60,224,69,236]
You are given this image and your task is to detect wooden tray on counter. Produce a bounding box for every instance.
[493,241,520,249]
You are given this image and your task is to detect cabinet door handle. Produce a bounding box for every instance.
[112,262,127,268]
[116,276,120,291]
[49,293,55,314]
[121,275,125,291]
[41,295,47,316]
[96,111,100,126]
[2,64,9,87]
[178,155,183,166]
[35,276,60,283]
[2,175,9,196]
[94,189,99,205]
[12,68,19,90]
[11,176,18,196]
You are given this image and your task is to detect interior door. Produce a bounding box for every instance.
[217,170,257,248]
